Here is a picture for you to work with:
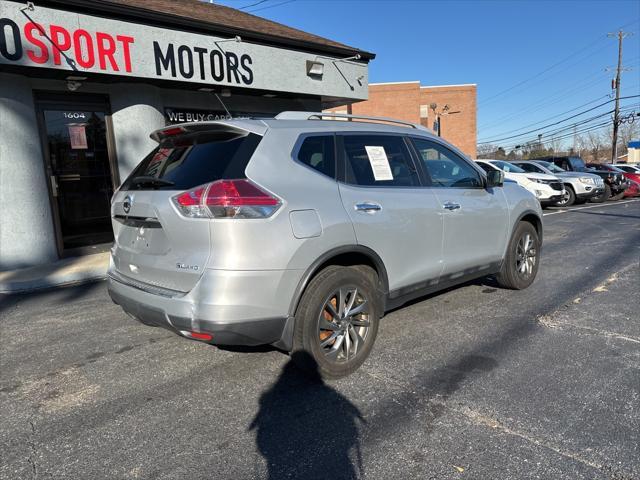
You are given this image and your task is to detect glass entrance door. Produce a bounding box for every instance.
[39,100,116,252]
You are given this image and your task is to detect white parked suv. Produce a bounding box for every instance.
[511,160,605,206]
[476,159,565,207]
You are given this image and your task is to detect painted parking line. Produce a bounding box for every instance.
[542,198,640,216]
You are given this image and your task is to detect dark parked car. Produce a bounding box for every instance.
[588,163,640,184]
[535,156,627,202]
[585,163,633,201]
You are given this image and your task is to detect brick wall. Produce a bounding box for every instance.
[420,85,477,158]
[325,82,477,158]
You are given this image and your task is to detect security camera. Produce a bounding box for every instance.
[67,81,82,91]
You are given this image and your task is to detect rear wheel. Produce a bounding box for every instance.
[554,185,575,207]
[293,265,380,380]
[496,222,540,290]
[590,184,610,203]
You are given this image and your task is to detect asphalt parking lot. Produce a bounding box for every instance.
[1,199,639,480]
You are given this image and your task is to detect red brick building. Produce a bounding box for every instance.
[326,81,477,158]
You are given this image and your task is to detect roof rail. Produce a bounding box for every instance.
[274,111,429,131]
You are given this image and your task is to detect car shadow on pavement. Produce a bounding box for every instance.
[249,351,366,480]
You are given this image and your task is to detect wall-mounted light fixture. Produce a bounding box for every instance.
[216,36,242,44]
[66,81,82,91]
[306,60,324,78]
[334,54,361,64]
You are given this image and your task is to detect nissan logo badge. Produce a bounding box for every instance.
[123,195,132,214]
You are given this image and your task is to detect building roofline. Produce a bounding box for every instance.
[420,84,477,89]
[38,0,376,61]
[369,81,421,86]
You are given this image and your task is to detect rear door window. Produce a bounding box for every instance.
[297,135,336,178]
[121,132,262,191]
[341,134,420,187]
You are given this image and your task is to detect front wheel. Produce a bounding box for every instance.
[554,186,575,207]
[293,265,380,380]
[496,222,540,290]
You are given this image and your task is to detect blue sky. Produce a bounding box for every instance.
[216,0,640,149]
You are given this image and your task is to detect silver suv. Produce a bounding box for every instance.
[108,112,543,378]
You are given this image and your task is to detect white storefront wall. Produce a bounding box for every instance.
[0,2,369,270]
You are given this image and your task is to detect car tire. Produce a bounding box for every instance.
[609,190,625,201]
[590,184,610,203]
[496,221,540,290]
[554,186,575,207]
[292,265,380,380]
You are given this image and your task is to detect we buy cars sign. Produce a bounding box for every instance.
[0,1,367,99]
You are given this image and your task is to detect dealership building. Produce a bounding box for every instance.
[0,0,373,270]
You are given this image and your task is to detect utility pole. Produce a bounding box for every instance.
[608,30,630,162]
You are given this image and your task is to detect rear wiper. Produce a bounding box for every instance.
[130,176,175,189]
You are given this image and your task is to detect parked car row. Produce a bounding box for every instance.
[474,156,639,207]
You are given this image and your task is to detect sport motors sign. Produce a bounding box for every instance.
[0,1,367,99]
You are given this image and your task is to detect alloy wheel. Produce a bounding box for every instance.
[516,233,537,278]
[557,191,570,206]
[317,287,371,363]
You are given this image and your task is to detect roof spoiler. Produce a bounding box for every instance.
[150,122,252,143]
[275,111,430,131]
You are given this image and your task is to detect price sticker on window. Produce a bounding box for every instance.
[365,146,393,181]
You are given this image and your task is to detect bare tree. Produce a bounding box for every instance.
[618,120,640,157]
[477,144,499,159]
[549,136,563,154]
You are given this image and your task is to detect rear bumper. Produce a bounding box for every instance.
[107,266,302,348]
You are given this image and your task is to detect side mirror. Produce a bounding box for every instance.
[486,169,504,188]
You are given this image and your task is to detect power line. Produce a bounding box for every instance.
[247,0,295,12]
[477,94,609,142]
[479,19,640,109]
[478,69,610,131]
[481,55,639,134]
[478,95,639,145]
[499,122,611,152]
[239,0,270,9]
[478,37,607,107]
[527,103,636,140]
[498,105,638,151]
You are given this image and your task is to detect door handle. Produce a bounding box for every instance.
[443,202,461,211]
[50,175,58,197]
[355,202,382,213]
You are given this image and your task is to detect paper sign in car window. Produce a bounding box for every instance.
[365,146,393,181]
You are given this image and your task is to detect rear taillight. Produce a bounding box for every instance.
[172,179,280,219]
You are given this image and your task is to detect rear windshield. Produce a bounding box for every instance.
[569,157,587,171]
[120,132,262,191]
